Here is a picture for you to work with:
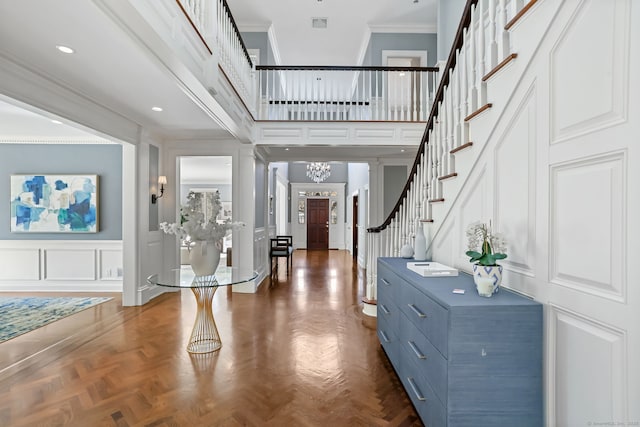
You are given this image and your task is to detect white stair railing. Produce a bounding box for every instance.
[364,0,531,312]
[215,0,255,111]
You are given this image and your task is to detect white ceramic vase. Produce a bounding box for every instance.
[400,244,414,259]
[472,264,503,295]
[414,223,427,261]
[189,240,221,276]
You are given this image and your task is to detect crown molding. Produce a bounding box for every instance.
[368,24,437,34]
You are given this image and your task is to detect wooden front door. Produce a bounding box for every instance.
[307,198,329,250]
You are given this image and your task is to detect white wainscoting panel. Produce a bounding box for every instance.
[45,249,96,281]
[495,88,536,276]
[551,306,626,426]
[550,152,626,302]
[550,0,629,144]
[0,248,40,280]
[0,240,122,291]
[100,249,123,281]
[308,128,349,139]
[354,128,395,139]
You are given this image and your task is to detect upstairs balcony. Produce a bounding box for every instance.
[128,0,441,145]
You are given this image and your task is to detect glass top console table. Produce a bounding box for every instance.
[147,267,257,354]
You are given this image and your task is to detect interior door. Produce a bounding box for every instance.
[352,195,358,258]
[307,198,329,250]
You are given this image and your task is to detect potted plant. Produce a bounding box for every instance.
[465,221,507,296]
[161,191,244,276]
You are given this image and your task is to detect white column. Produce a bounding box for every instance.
[122,142,139,306]
[233,147,257,292]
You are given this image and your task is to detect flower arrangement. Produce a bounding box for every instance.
[465,221,507,266]
[160,191,244,249]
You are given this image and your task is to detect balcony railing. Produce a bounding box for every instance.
[216,0,255,110]
[255,66,439,122]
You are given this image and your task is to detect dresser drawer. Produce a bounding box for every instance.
[400,312,448,406]
[399,351,447,427]
[377,298,399,333]
[399,280,449,357]
[377,263,400,303]
[377,317,399,370]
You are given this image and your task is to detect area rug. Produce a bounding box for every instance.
[0,297,112,343]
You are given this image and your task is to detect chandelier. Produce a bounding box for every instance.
[306,162,331,183]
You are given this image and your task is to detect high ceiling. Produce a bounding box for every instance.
[228,0,438,65]
[0,0,431,164]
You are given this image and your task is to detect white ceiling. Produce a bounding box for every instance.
[228,0,438,65]
[0,0,227,139]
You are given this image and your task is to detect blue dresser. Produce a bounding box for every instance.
[377,258,542,426]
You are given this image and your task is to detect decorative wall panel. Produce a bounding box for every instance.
[308,128,349,139]
[45,249,96,281]
[0,248,40,280]
[551,306,626,426]
[550,0,629,143]
[550,153,626,301]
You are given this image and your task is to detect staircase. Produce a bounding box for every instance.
[364,0,543,304]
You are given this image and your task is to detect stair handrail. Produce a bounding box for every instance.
[219,0,253,68]
[367,0,478,233]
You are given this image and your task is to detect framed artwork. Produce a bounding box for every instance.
[10,174,99,233]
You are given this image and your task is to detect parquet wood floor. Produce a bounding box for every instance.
[0,250,421,426]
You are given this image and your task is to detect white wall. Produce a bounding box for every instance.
[429,1,640,424]
[346,163,369,256]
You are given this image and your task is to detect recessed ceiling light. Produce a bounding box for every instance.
[285,148,290,151]
[51,120,63,125]
[401,149,406,152]
[56,45,74,54]
[151,106,163,112]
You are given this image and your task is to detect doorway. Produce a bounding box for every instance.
[352,195,359,258]
[307,198,329,250]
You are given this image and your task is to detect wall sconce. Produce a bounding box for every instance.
[151,175,167,204]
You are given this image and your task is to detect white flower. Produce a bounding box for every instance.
[465,220,507,266]
[160,191,244,243]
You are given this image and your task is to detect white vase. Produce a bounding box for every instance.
[189,240,221,276]
[414,223,427,261]
[472,264,503,295]
[400,244,414,259]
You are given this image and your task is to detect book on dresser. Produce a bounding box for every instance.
[377,257,543,427]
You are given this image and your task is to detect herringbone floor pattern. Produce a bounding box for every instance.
[0,250,421,426]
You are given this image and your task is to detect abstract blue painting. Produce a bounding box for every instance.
[10,175,99,233]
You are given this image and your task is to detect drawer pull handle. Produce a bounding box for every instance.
[381,278,391,286]
[408,341,427,359]
[379,330,390,343]
[407,304,427,318]
[407,377,426,401]
[380,304,391,315]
